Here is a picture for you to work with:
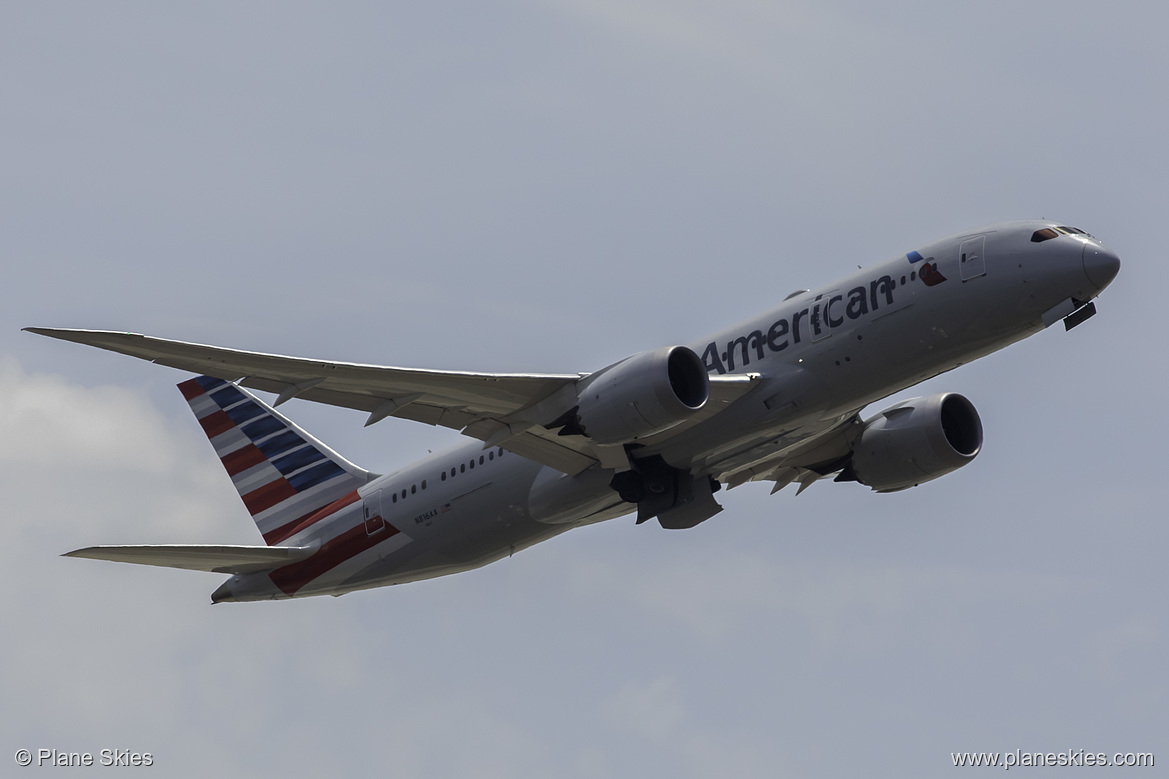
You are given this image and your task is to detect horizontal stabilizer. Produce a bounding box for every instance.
[63,544,316,574]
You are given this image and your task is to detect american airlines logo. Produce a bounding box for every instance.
[908,249,947,286]
[701,262,944,374]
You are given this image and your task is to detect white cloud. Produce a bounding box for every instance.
[0,359,183,473]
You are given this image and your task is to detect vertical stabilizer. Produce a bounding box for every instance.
[177,376,374,545]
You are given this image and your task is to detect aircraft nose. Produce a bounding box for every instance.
[1083,242,1120,292]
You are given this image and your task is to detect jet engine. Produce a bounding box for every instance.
[560,346,709,445]
[849,393,982,492]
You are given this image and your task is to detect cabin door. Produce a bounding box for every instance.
[364,490,386,535]
[959,235,986,281]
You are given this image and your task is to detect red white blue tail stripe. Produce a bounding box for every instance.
[177,375,373,545]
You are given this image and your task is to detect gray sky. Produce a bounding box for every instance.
[2,2,1164,776]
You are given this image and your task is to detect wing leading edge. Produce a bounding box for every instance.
[25,328,758,475]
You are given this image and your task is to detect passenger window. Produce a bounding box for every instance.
[411,484,416,494]
[441,472,446,481]
[460,464,465,473]
[479,455,484,465]
[422,480,427,489]
[488,451,494,461]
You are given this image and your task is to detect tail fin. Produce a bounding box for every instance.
[177,375,375,545]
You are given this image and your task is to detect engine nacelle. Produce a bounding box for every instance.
[571,346,709,445]
[850,393,983,492]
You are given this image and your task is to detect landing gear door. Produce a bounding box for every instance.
[960,235,986,281]
[364,489,386,535]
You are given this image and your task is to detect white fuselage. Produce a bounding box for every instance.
[220,220,1118,600]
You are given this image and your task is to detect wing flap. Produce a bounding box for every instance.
[63,544,316,574]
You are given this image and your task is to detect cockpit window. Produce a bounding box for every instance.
[1032,225,1092,243]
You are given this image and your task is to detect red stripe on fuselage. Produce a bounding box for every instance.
[261,490,361,546]
[268,519,400,596]
[198,409,235,439]
[241,478,298,516]
[221,444,267,477]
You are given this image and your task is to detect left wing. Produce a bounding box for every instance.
[64,544,315,574]
[25,328,757,474]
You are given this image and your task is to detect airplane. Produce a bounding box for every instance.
[26,219,1120,603]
